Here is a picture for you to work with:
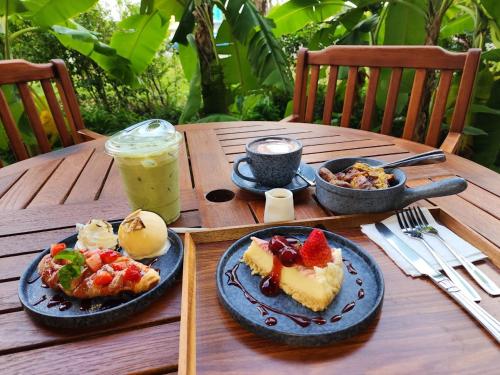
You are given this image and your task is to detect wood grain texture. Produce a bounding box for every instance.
[17,82,51,153]
[0,283,181,354]
[0,89,29,161]
[288,47,480,153]
[425,70,453,147]
[0,195,199,236]
[64,142,112,204]
[306,46,468,69]
[340,67,358,127]
[179,233,197,375]
[360,67,380,131]
[191,227,499,374]
[407,179,500,248]
[380,68,403,135]
[248,188,327,223]
[0,227,77,257]
[187,129,255,227]
[0,159,61,210]
[40,79,73,147]
[0,281,19,313]
[28,147,94,208]
[449,50,481,134]
[1,322,180,374]
[0,121,499,374]
[402,69,427,140]
[304,65,320,123]
[292,48,308,122]
[0,59,102,163]
[226,139,394,163]
[322,66,339,125]
[0,170,25,198]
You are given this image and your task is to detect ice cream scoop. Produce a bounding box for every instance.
[75,219,118,250]
[118,209,170,260]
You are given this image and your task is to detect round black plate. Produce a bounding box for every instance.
[216,226,384,346]
[231,162,315,195]
[18,222,183,329]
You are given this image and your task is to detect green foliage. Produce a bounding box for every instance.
[110,12,169,74]
[0,0,498,171]
[179,34,202,124]
[20,0,99,27]
[268,0,348,37]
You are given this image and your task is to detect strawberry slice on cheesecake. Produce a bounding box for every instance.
[242,229,344,312]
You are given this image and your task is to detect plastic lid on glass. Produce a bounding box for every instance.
[105,119,182,157]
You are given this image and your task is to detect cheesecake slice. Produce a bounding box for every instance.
[242,236,344,312]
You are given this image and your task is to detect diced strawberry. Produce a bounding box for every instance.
[50,243,66,257]
[124,264,142,282]
[111,262,126,271]
[86,253,103,272]
[94,271,113,286]
[100,250,120,264]
[299,229,332,267]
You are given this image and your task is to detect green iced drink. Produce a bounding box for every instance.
[105,119,183,224]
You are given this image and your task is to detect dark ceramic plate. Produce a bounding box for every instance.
[231,162,315,195]
[18,222,183,329]
[216,226,384,346]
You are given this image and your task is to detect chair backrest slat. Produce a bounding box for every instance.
[340,66,358,127]
[305,65,320,123]
[360,67,381,131]
[425,70,453,147]
[0,59,87,163]
[51,59,86,135]
[290,46,481,152]
[322,65,338,125]
[402,68,427,140]
[292,48,308,122]
[54,80,81,144]
[40,79,73,147]
[450,50,481,133]
[380,68,403,135]
[17,82,51,153]
[0,89,29,160]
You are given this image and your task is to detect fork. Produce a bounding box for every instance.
[412,207,500,296]
[396,209,481,302]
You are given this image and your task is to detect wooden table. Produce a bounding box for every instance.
[0,121,498,374]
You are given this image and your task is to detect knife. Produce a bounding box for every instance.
[375,223,500,343]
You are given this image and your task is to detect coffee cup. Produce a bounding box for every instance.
[233,137,302,187]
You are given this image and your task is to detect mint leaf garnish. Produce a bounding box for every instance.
[54,249,85,290]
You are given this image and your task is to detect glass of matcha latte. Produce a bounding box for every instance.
[105,119,183,224]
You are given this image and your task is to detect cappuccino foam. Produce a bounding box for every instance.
[250,139,299,155]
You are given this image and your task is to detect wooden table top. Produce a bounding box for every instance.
[0,121,498,374]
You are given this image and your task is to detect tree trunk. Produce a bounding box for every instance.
[193,1,228,115]
[414,1,452,142]
[254,0,268,14]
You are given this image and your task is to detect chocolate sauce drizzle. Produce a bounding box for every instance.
[226,254,368,328]
[358,289,365,299]
[46,294,73,311]
[32,295,47,306]
[27,275,41,284]
[343,259,358,275]
[225,263,323,328]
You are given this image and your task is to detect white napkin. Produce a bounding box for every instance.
[360,208,487,277]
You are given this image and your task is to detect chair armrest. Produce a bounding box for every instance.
[77,129,107,141]
[280,115,299,123]
[440,132,462,154]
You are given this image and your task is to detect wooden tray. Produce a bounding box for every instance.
[178,208,500,375]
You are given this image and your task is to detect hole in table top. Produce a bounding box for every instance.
[205,189,235,203]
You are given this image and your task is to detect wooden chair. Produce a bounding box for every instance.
[0,59,104,164]
[284,46,481,153]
